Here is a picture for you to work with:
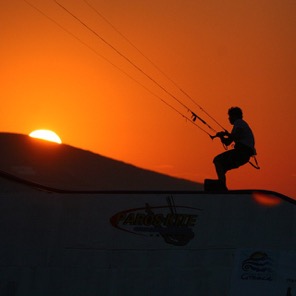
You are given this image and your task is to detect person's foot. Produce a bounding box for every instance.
[204,179,228,192]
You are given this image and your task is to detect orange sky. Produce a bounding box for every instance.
[1,0,296,198]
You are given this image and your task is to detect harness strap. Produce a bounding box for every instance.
[249,155,260,169]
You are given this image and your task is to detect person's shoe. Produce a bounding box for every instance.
[204,179,228,192]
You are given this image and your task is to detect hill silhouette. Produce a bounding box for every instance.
[0,133,201,191]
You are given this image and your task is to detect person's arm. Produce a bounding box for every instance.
[218,131,233,146]
[214,125,243,146]
[220,126,244,146]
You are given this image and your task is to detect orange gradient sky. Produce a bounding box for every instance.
[1,0,296,197]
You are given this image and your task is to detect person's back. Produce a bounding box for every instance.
[231,118,256,155]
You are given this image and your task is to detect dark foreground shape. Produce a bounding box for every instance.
[0,173,295,296]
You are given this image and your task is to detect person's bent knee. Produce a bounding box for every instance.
[213,155,221,164]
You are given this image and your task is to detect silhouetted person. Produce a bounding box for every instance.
[213,107,256,190]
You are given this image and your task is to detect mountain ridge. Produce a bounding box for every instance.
[0,132,202,191]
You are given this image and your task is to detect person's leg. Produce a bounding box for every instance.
[213,152,230,189]
[214,160,226,185]
[213,149,241,189]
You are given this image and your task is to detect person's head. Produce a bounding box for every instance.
[228,107,243,124]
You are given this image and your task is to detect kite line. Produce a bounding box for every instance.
[23,0,227,138]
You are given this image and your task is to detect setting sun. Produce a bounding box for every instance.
[29,129,62,144]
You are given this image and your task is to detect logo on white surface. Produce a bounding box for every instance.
[241,252,275,281]
[110,196,201,246]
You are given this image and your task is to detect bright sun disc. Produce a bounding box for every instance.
[29,129,62,144]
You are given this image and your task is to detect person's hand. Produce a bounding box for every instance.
[216,131,227,138]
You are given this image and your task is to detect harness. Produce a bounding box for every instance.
[249,155,260,170]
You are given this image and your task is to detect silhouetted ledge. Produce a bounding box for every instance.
[0,133,202,191]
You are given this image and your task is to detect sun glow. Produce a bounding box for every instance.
[29,129,62,144]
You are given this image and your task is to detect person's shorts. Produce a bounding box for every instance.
[213,147,252,172]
